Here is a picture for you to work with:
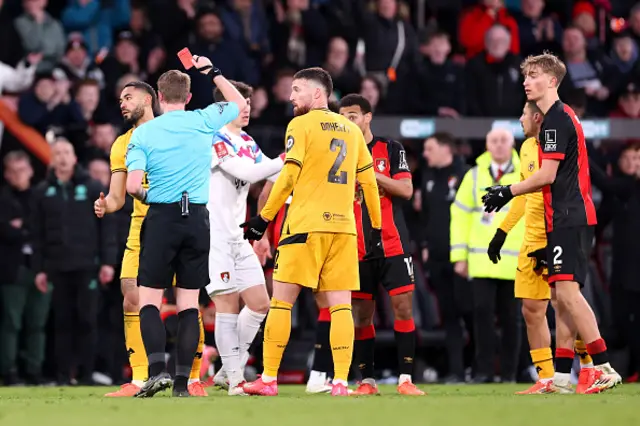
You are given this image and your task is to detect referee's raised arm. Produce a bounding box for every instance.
[191,55,247,127]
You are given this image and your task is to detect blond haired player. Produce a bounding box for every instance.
[240,67,383,397]
[483,53,621,393]
[487,101,595,394]
[94,81,207,397]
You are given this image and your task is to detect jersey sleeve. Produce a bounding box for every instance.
[389,140,411,180]
[211,133,235,168]
[200,102,240,131]
[284,118,306,167]
[109,136,126,173]
[540,114,571,161]
[125,129,147,172]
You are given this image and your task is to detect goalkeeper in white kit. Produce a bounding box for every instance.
[206,81,284,395]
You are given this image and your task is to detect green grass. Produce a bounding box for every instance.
[1,384,639,426]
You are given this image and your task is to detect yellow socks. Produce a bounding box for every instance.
[189,312,205,383]
[329,304,354,383]
[530,347,554,380]
[263,298,293,379]
[575,339,594,367]
[124,312,148,384]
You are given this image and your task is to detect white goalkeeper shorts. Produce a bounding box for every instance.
[206,240,265,297]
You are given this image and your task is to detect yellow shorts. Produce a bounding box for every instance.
[273,232,359,292]
[120,217,176,286]
[120,218,143,279]
[515,243,550,300]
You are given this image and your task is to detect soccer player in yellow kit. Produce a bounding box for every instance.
[94,82,207,397]
[487,101,593,394]
[240,68,383,397]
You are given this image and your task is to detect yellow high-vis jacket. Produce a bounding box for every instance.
[450,150,525,281]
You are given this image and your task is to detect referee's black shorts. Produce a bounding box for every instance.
[139,203,210,290]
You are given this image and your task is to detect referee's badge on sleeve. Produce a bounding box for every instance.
[214,141,231,162]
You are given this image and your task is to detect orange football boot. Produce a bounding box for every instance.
[516,380,557,394]
[188,381,209,397]
[397,381,426,395]
[352,382,380,395]
[104,383,141,397]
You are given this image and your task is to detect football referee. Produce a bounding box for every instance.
[124,55,246,397]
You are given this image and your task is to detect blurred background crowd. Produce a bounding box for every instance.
[1,0,640,387]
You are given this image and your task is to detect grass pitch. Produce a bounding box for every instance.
[1,384,638,426]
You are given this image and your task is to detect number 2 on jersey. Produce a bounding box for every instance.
[327,138,347,184]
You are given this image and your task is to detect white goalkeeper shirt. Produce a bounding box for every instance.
[208,126,283,242]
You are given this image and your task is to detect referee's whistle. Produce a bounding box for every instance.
[181,191,189,217]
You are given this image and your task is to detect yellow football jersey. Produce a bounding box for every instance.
[519,137,546,243]
[283,108,373,235]
[109,128,150,218]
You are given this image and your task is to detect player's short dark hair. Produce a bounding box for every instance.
[124,80,159,109]
[526,100,542,115]
[328,100,340,113]
[427,132,456,149]
[157,70,191,103]
[214,80,253,102]
[520,51,567,87]
[293,67,333,97]
[339,94,372,114]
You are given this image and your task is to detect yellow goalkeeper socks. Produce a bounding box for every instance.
[530,347,554,380]
[263,298,293,379]
[329,304,354,383]
[189,312,205,384]
[575,339,594,367]
[124,312,148,385]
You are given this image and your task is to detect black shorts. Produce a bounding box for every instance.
[139,203,210,290]
[546,226,594,287]
[353,254,415,300]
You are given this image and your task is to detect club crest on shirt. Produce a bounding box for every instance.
[375,158,387,172]
[528,161,535,172]
[286,135,295,152]
[220,272,230,283]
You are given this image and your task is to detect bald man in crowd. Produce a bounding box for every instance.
[450,128,524,383]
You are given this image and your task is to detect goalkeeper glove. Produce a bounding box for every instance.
[487,228,507,264]
[363,228,384,261]
[240,215,269,241]
[482,185,513,213]
[527,247,548,272]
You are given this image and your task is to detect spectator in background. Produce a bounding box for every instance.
[515,0,562,58]
[260,68,295,127]
[415,132,469,383]
[413,31,464,117]
[66,78,101,158]
[459,0,520,59]
[610,31,639,84]
[31,138,116,385]
[84,121,115,161]
[128,3,162,65]
[561,26,617,116]
[14,0,66,72]
[248,86,268,121]
[220,0,271,79]
[466,25,524,117]
[140,45,167,86]
[52,38,105,89]
[61,0,131,55]
[271,0,330,69]
[571,0,599,50]
[610,80,640,119]
[100,31,141,101]
[323,37,361,99]
[360,75,383,113]
[0,151,50,386]
[0,53,41,96]
[0,0,26,67]
[148,0,197,50]
[184,8,258,110]
[87,157,110,187]
[629,3,640,48]
[18,73,84,137]
[450,128,523,383]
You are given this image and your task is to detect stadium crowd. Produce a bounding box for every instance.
[1,0,640,387]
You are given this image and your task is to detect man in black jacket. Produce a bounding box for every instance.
[414,132,469,383]
[0,151,50,385]
[31,138,116,385]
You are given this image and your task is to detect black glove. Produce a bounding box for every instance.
[363,228,384,261]
[482,185,513,213]
[528,247,547,271]
[240,216,269,241]
[487,228,507,264]
[192,55,222,80]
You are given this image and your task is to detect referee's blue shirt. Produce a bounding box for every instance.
[125,101,240,204]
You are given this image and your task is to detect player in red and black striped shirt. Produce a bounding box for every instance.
[336,94,423,396]
[483,52,621,394]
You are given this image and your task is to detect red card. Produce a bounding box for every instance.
[177,48,193,70]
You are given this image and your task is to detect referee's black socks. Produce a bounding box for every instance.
[175,308,200,392]
[140,305,167,377]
